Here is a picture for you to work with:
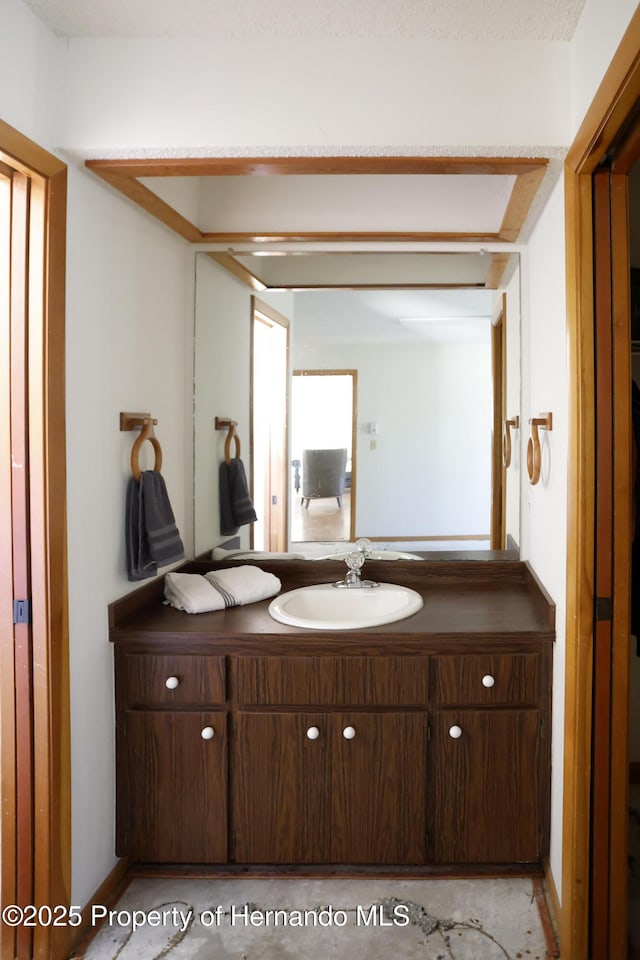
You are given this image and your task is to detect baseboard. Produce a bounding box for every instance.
[542,857,561,954]
[127,862,544,880]
[68,858,130,958]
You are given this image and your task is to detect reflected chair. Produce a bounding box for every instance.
[301,448,348,508]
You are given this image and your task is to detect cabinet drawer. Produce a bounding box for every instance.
[118,654,226,706]
[236,656,430,706]
[435,653,539,706]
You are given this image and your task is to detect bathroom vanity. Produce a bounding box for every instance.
[109,559,554,872]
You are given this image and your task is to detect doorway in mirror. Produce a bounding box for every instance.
[251,300,289,551]
[290,370,357,545]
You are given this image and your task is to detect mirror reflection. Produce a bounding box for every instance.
[194,252,521,560]
[290,371,356,545]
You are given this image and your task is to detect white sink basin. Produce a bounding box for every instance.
[268,582,423,630]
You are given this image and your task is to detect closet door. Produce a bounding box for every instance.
[0,165,33,960]
[591,159,633,960]
[0,133,68,960]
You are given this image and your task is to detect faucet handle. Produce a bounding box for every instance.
[356,538,373,558]
[345,551,365,574]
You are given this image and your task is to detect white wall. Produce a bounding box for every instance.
[504,268,522,547]
[63,38,570,153]
[66,165,192,903]
[292,337,492,539]
[570,0,638,135]
[194,255,254,556]
[520,175,568,894]
[0,0,66,149]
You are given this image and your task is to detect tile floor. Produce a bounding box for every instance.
[71,876,558,960]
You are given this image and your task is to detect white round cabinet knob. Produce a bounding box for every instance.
[306,726,320,740]
[201,726,215,740]
[165,676,180,690]
[481,674,495,688]
[448,725,463,739]
[342,726,357,740]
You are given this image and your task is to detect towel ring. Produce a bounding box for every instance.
[527,412,553,485]
[502,416,520,468]
[129,417,162,481]
[224,429,240,465]
[215,417,241,465]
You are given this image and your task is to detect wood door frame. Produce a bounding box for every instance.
[562,9,640,958]
[0,120,70,960]
[491,299,507,550]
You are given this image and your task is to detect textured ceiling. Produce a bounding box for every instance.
[22,0,585,41]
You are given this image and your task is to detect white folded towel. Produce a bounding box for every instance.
[164,573,219,614]
[164,565,281,614]
[204,566,282,606]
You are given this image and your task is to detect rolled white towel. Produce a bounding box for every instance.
[204,565,281,606]
[164,572,224,614]
[164,566,281,614]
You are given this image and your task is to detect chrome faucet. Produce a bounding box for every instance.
[333,539,379,588]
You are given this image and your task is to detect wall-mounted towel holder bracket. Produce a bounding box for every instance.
[502,415,520,468]
[527,412,553,485]
[215,417,241,465]
[120,411,163,481]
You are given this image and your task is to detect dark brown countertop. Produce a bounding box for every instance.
[109,560,556,653]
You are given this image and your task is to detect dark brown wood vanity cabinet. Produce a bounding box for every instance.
[232,656,430,864]
[115,653,228,863]
[430,651,551,864]
[111,561,555,869]
[114,643,551,868]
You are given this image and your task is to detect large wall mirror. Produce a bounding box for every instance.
[194,250,522,560]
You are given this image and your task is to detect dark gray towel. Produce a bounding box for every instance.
[219,458,258,536]
[140,470,185,565]
[125,475,157,581]
[125,471,185,581]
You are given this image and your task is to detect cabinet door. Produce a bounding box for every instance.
[432,709,543,863]
[331,712,428,864]
[118,710,227,863]
[233,712,330,863]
